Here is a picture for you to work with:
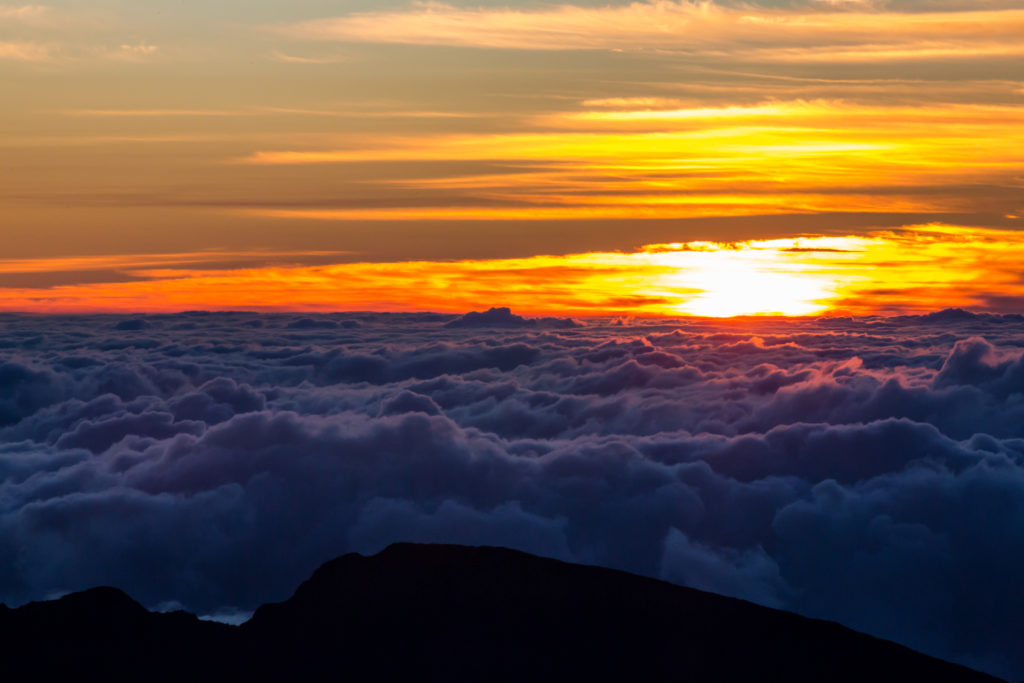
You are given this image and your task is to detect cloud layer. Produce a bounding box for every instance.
[2,310,1024,678]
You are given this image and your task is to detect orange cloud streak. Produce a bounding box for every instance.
[236,100,1024,222]
[3,225,1024,317]
[279,3,1024,59]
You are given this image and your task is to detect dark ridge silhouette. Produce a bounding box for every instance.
[0,587,234,681]
[0,544,1004,682]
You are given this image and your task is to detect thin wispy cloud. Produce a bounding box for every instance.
[111,41,158,60]
[0,39,52,61]
[0,4,48,22]
[65,108,238,117]
[230,98,1023,224]
[276,2,1024,63]
[269,49,347,64]
[0,250,351,275]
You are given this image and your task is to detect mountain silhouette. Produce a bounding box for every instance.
[0,543,1003,682]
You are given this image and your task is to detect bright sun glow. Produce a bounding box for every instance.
[644,240,842,317]
[4,226,1024,316]
[677,269,831,317]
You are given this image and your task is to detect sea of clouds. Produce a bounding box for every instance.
[2,307,1024,678]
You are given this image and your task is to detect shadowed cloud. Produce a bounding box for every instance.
[3,310,1024,678]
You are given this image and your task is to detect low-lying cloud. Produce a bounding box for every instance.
[2,309,1024,678]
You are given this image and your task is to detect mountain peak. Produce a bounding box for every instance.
[0,544,1004,682]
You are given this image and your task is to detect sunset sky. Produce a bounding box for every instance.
[3,0,1023,315]
[8,5,1024,677]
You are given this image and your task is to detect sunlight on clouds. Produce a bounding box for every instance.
[0,40,51,61]
[2,0,1023,295]
[0,250,347,274]
[646,240,847,317]
[238,99,1024,222]
[756,42,1024,63]
[278,2,1024,60]
[682,270,828,317]
[115,41,158,58]
[241,194,955,222]
[3,226,1024,317]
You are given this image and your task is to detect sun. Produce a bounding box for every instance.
[679,268,832,317]
[645,239,843,317]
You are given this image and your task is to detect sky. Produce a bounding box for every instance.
[2,0,1024,315]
